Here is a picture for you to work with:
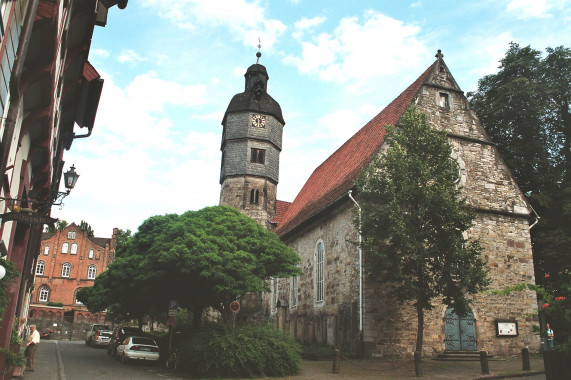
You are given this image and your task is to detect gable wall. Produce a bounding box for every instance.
[274,69,540,357]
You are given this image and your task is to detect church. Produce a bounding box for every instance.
[219,50,540,358]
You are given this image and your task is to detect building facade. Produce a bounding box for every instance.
[0,1,126,376]
[28,224,117,332]
[220,51,540,358]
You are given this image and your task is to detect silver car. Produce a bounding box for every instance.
[116,336,160,364]
[92,330,113,347]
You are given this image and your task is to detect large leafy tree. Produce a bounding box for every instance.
[355,106,489,376]
[80,206,301,328]
[468,43,571,283]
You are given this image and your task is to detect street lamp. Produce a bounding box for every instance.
[63,165,79,191]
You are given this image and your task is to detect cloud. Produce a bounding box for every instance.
[506,0,547,19]
[91,48,110,58]
[54,71,217,234]
[117,49,147,63]
[292,16,326,39]
[284,10,428,87]
[142,0,286,49]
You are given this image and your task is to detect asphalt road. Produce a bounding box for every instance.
[20,340,181,380]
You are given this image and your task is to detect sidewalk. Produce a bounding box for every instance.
[278,355,546,379]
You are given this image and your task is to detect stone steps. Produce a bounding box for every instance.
[434,350,491,361]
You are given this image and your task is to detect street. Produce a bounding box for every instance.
[16,340,547,380]
[20,340,181,380]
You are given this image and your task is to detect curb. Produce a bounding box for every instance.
[473,370,545,379]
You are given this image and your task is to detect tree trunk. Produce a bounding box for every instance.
[415,301,424,377]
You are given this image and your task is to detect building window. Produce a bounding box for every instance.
[43,246,50,255]
[68,231,76,239]
[71,243,78,255]
[250,189,260,204]
[61,242,69,254]
[291,276,298,308]
[88,249,94,259]
[250,148,265,164]
[75,289,84,304]
[316,242,324,303]
[87,265,97,280]
[38,286,50,302]
[36,260,45,276]
[62,262,71,278]
[439,92,450,109]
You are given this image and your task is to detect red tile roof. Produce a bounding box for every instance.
[272,200,292,225]
[275,63,435,237]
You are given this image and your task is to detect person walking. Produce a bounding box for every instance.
[25,324,40,371]
[546,323,554,350]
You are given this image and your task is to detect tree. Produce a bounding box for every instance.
[114,228,132,257]
[468,43,571,284]
[80,206,301,329]
[79,220,94,237]
[355,106,489,376]
[44,220,68,233]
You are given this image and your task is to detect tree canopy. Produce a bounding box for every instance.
[468,43,571,283]
[79,206,301,328]
[355,106,489,374]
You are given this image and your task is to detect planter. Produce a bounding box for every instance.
[11,365,25,378]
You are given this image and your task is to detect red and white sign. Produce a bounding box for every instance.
[230,301,240,313]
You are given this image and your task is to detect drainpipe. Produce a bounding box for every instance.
[528,203,540,230]
[347,190,363,349]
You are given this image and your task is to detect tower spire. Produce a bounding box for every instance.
[256,38,262,64]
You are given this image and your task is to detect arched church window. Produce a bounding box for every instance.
[250,189,260,204]
[316,242,324,303]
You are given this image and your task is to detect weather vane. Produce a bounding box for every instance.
[256,38,262,63]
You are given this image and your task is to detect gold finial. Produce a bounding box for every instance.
[256,38,262,64]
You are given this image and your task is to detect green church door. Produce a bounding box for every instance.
[444,307,477,351]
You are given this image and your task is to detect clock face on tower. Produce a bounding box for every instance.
[252,114,266,128]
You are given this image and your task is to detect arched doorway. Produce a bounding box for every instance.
[444,307,477,351]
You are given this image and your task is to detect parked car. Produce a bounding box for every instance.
[116,336,160,364]
[107,326,143,357]
[91,329,113,347]
[39,328,53,340]
[85,324,111,346]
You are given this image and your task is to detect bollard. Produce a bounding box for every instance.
[522,347,530,371]
[480,351,489,374]
[332,348,341,374]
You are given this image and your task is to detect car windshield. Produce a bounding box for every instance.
[131,337,156,346]
[99,331,112,336]
[94,325,110,331]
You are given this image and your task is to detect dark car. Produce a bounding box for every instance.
[39,328,54,340]
[107,327,143,357]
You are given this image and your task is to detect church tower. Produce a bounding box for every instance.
[219,51,285,229]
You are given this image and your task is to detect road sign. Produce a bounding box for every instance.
[168,300,178,316]
[230,301,240,313]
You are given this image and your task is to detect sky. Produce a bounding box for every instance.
[52,0,571,237]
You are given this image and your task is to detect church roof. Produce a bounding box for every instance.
[222,63,285,125]
[272,200,292,225]
[274,63,434,237]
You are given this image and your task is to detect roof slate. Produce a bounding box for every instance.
[274,63,435,237]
